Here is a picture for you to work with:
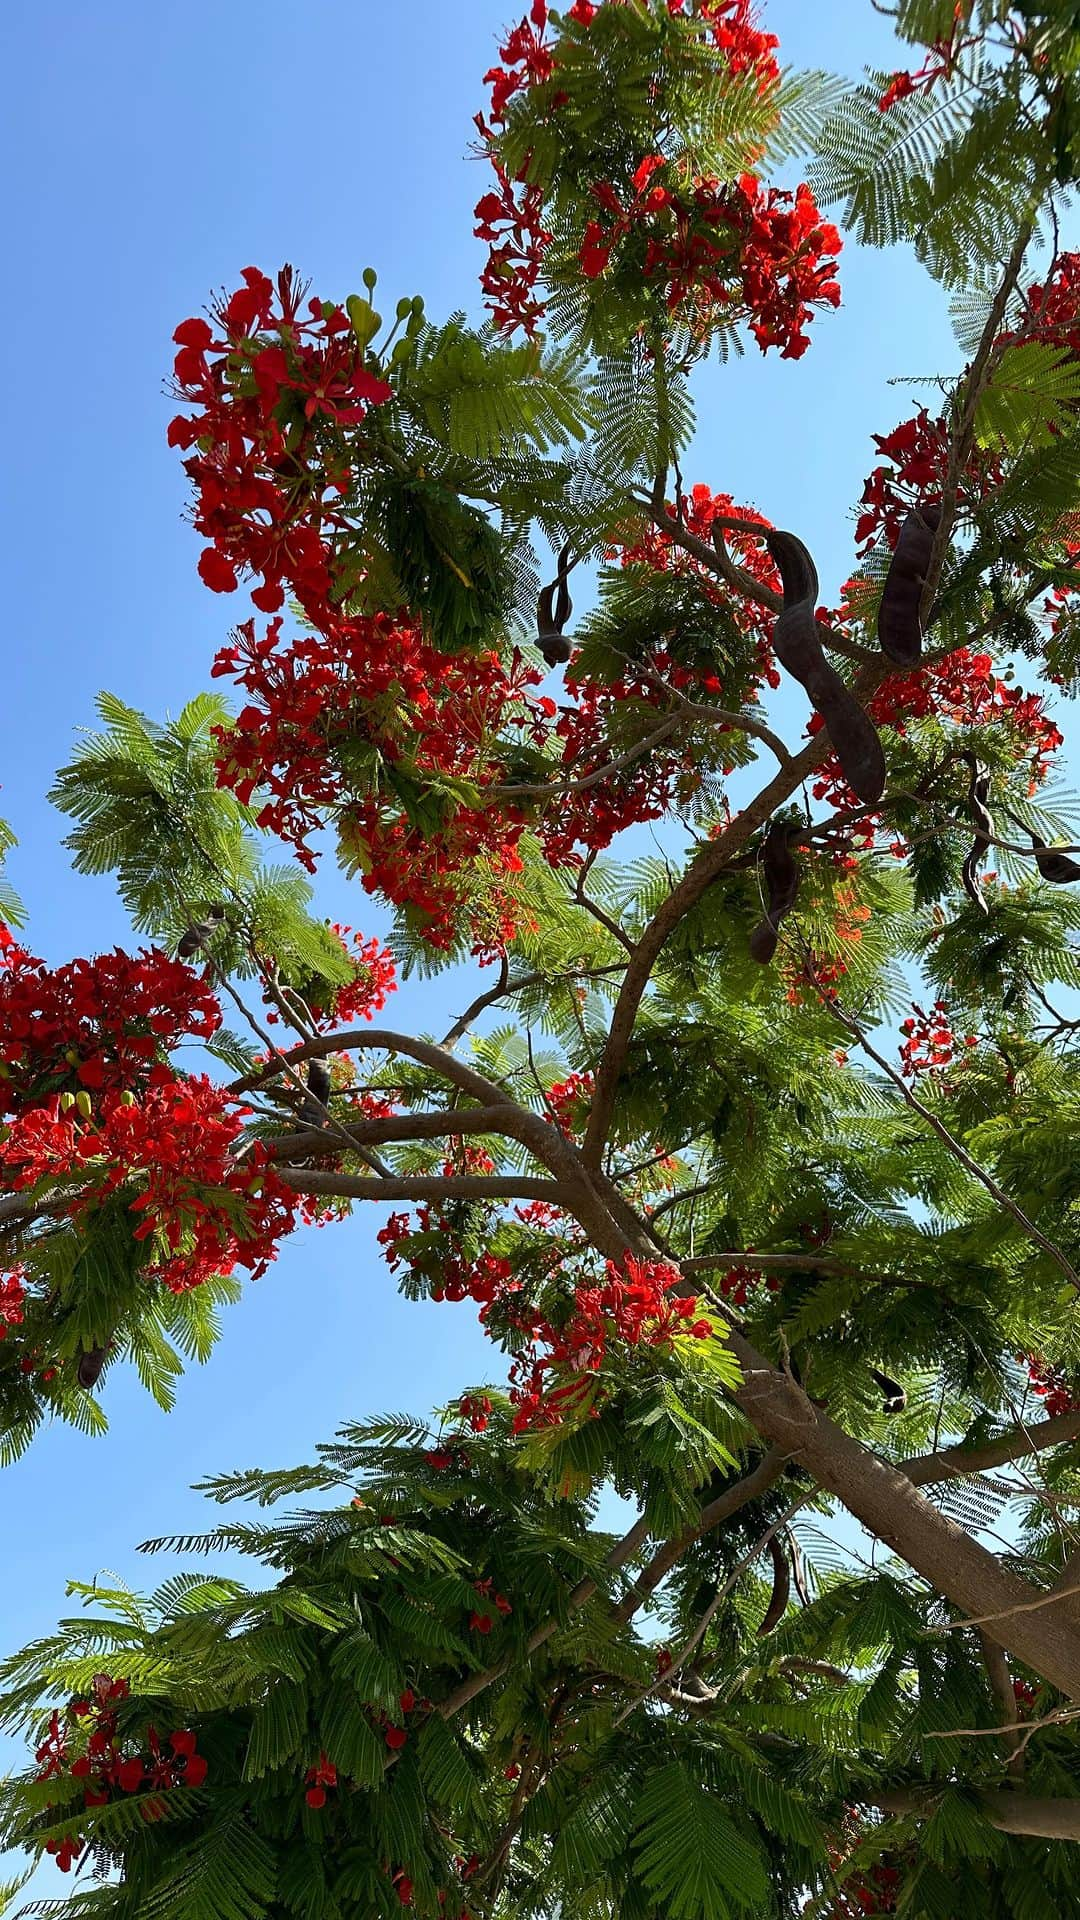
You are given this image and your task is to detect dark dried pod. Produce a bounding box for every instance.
[877,503,943,668]
[536,543,574,669]
[756,1536,791,1637]
[554,540,573,630]
[961,756,993,914]
[764,530,887,807]
[76,1345,108,1391]
[749,821,801,965]
[869,1366,907,1416]
[1030,834,1080,885]
[300,1058,333,1127]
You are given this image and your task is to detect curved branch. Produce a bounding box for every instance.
[440,963,625,1051]
[609,1449,789,1626]
[901,1409,1080,1486]
[263,1105,518,1159]
[580,715,869,1168]
[231,1028,519,1109]
[277,1170,566,1206]
[873,1789,1080,1842]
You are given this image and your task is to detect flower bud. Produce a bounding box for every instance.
[346,296,382,349]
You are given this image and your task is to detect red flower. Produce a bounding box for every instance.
[385,1725,408,1750]
[197,548,239,594]
[173,317,213,350]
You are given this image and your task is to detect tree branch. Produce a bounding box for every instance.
[609,1449,789,1626]
[580,711,877,1168]
[979,1631,1026,1774]
[231,1028,520,1110]
[277,1170,566,1206]
[440,965,625,1052]
[872,1790,1080,1842]
[900,1409,1080,1486]
[264,1105,519,1160]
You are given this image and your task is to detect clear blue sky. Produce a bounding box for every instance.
[0,0,1032,1892]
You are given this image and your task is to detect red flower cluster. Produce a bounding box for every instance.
[507,1254,712,1432]
[302,925,397,1028]
[578,0,779,95]
[620,480,781,683]
[692,0,780,90]
[878,5,972,113]
[537,484,780,865]
[578,160,841,357]
[458,1391,494,1432]
[482,0,554,126]
[854,408,1001,553]
[808,637,1063,820]
[0,939,220,1114]
[304,1751,338,1809]
[0,1266,25,1338]
[826,1814,902,1916]
[0,934,300,1299]
[473,2,824,352]
[36,1675,207,1870]
[898,1003,978,1080]
[469,1576,514,1633]
[210,607,551,955]
[714,1261,782,1310]
[169,266,392,619]
[545,1071,594,1138]
[2,1073,298,1293]
[382,1188,710,1433]
[473,1,556,335]
[176,272,554,948]
[1025,1352,1079,1419]
[872,648,1063,779]
[474,143,552,337]
[1023,250,1080,356]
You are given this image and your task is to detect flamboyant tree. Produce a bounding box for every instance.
[5,0,1080,1912]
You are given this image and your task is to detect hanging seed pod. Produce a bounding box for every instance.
[76,1345,108,1391]
[536,542,574,669]
[764,530,887,807]
[961,754,993,914]
[756,1536,791,1637]
[749,820,801,965]
[877,503,943,668]
[869,1366,907,1416]
[1029,834,1080,885]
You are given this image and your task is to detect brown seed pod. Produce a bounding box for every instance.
[749,820,801,965]
[76,1345,108,1391]
[764,530,886,807]
[756,1536,791,1637]
[536,542,574,669]
[1029,834,1080,885]
[877,503,943,668]
[961,755,993,914]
